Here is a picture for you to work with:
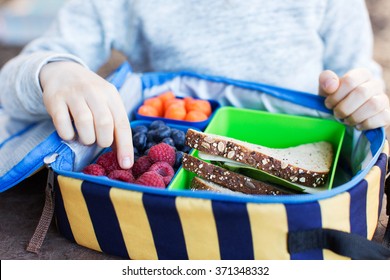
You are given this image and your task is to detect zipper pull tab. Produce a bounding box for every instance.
[43,153,59,166]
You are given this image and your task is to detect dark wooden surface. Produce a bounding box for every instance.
[0,169,123,260]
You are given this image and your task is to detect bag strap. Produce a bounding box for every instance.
[288,228,390,260]
[383,158,390,248]
[289,154,390,259]
[26,168,55,254]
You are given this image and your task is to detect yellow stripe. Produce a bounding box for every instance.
[365,165,382,239]
[176,197,220,260]
[319,192,351,260]
[57,176,101,251]
[247,203,289,260]
[383,140,389,156]
[109,188,158,260]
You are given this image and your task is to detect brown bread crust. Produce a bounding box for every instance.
[190,177,237,194]
[183,154,288,195]
[185,129,330,187]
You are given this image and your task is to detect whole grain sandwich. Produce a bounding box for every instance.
[183,129,334,195]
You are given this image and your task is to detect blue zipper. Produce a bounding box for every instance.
[0,135,67,192]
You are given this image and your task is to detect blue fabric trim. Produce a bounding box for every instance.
[107,61,132,89]
[0,131,63,192]
[50,144,75,172]
[140,72,178,92]
[364,128,384,155]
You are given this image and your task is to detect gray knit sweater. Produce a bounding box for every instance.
[0,0,381,121]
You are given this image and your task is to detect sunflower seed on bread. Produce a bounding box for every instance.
[185,129,333,187]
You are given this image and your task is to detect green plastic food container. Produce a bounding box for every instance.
[169,107,346,193]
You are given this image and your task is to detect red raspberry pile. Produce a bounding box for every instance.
[82,143,176,189]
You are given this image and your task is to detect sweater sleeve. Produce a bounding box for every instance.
[0,0,113,121]
[318,0,382,78]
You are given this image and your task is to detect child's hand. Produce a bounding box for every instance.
[39,61,134,169]
[319,68,390,130]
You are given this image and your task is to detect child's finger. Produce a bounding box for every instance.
[68,99,96,145]
[50,102,75,141]
[355,108,390,130]
[332,79,383,119]
[344,94,389,126]
[86,97,114,148]
[319,70,340,96]
[109,96,134,169]
[325,68,372,109]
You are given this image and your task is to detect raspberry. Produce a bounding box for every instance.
[135,171,165,188]
[148,161,175,186]
[108,170,135,183]
[132,155,153,178]
[148,143,176,166]
[82,164,106,176]
[96,151,121,173]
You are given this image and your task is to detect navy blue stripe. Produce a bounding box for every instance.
[212,200,254,260]
[348,180,368,237]
[53,174,75,243]
[286,202,323,259]
[376,153,387,218]
[81,181,129,259]
[143,193,188,260]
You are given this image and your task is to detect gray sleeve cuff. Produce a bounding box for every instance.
[31,52,89,99]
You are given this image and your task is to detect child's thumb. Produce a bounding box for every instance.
[319,70,340,96]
